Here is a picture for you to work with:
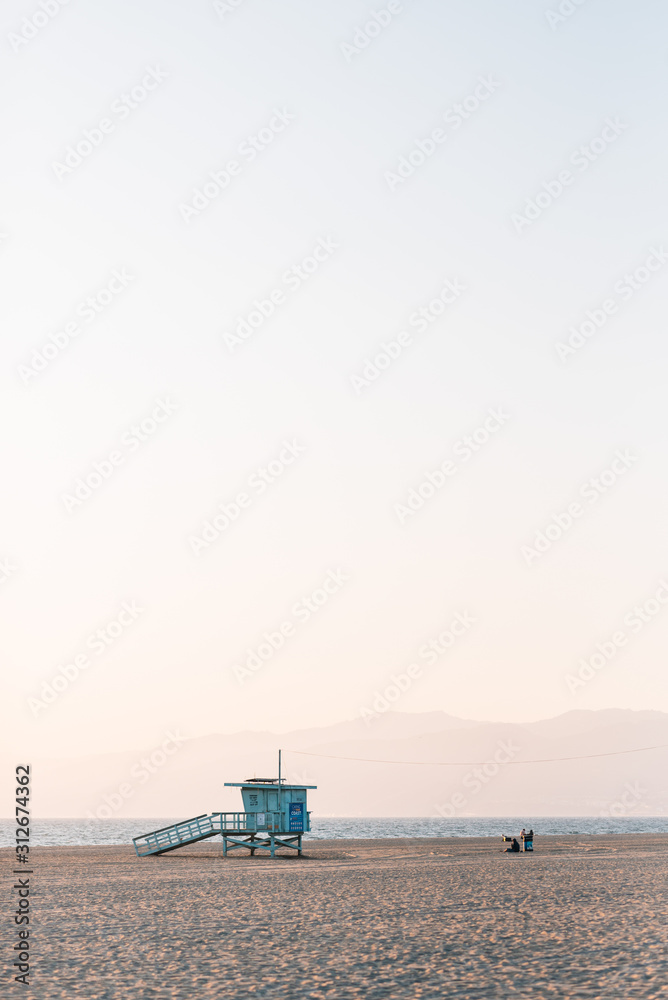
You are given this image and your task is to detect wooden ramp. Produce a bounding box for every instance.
[132,814,224,856]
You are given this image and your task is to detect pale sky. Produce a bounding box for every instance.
[2,0,668,758]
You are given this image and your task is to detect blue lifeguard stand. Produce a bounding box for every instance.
[221,777,316,857]
[132,752,316,859]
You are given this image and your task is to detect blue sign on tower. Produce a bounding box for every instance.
[289,801,304,831]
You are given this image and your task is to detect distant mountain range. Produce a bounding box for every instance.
[12,709,668,819]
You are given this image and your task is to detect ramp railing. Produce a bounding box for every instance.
[133,811,294,857]
[133,814,220,856]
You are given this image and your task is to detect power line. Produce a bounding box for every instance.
[284,742,668,767]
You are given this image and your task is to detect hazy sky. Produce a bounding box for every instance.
[2,0,668,758]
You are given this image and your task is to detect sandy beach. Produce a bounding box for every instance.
[6,834,668,999]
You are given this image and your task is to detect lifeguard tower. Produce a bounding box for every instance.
[220,777,315,857]
[132,755,316,859]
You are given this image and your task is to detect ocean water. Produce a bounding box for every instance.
[1,816,668,846]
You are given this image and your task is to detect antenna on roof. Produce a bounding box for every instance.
[278,748,282,785]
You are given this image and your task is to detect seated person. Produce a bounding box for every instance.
[504,837,520,853]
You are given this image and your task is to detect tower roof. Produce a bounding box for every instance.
[224,781,317,789]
